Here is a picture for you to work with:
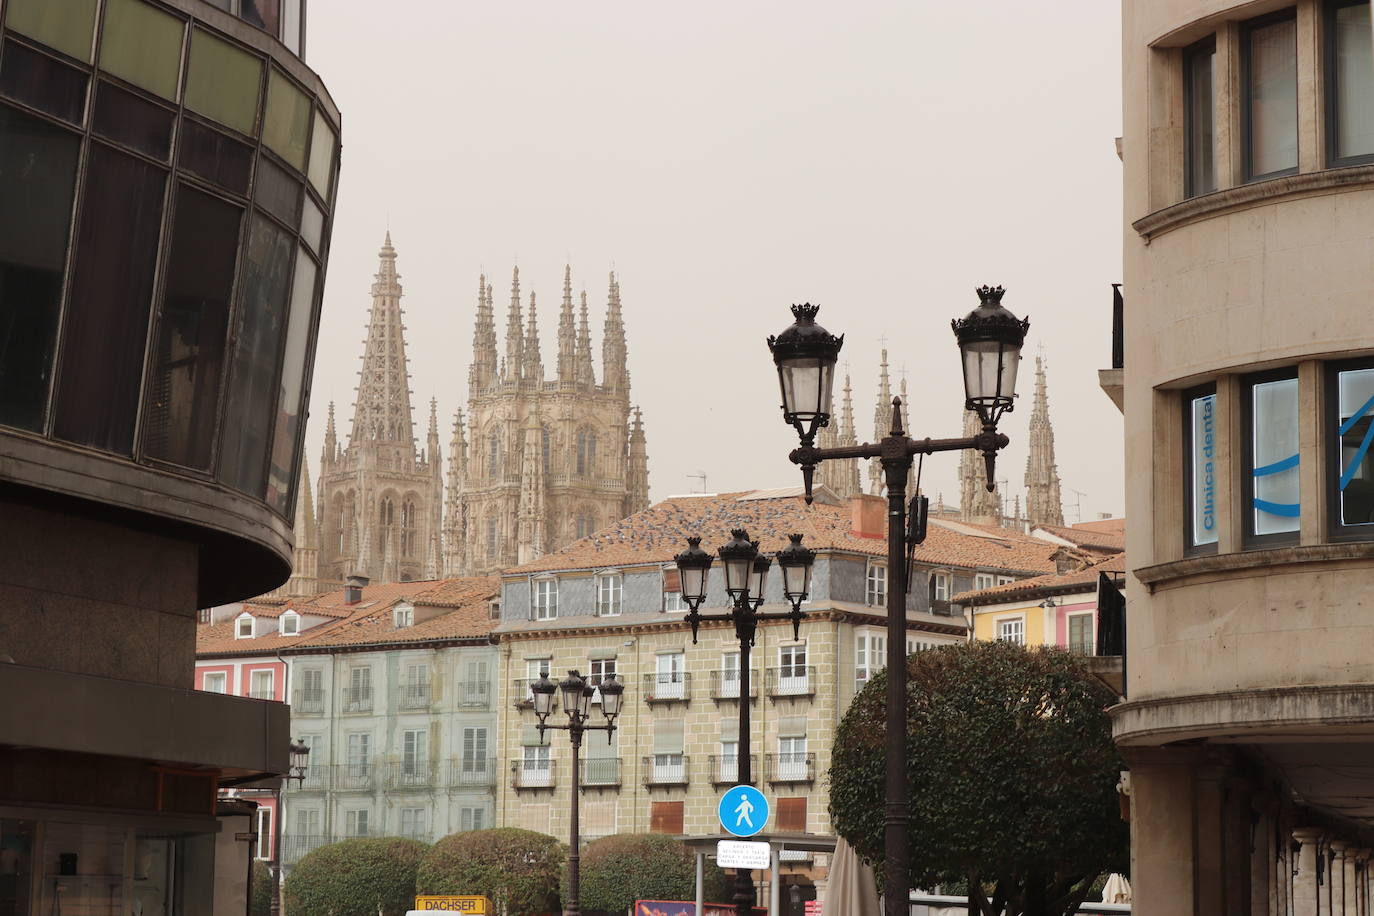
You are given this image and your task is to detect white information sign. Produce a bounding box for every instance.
[716,840,771,870]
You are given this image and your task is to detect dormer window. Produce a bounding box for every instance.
[533,578,558,620]
[281,612,299,636]
[489,598,501,620]
[236,616,254,639]
[596,572,623,617]
[393,603,414,629]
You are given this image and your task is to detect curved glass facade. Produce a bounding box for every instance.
[0,0,340,600]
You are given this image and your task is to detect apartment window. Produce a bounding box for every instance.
[346,666,372,711]
[255,807,272,860]
[400,663,427,707]
[997,618,1025,646]
[236,616,253,638]
[344,809,369,838]
[931,571,950,602]
[402,729,428,778]
[663,591,685,613]
[778,644,809,694]
[533,578,558,620]
[459,807,485,832]
[855,631,885,690]
[1328,360,1374,536]
[1185,386,1220,552]
[298,668,323,708]
[461,727,488,776]
[596,573,623,616]
[399,808,426,840]
[652,719,685,782]
[346,733,371,771]
[1326,0,1374,165]
[1184,36,1217,196]
[294,808,320,841]
[1244,371,1300,544]
[996,575,1014,585]
[720,740,740,783]
[655,652,685,699]
[393,603,413,629]
[1068,613,1094,654]
[203,672,227,694]
[721,651,741,698]
[522,745,552,785]
[489,599,501,620]
[463,660,490,705]
[1243,9,1299,180]
[778,735,808,780]
[280,612,298,635]
[588,657,616,687]
[525,658,550,700]
[865,562,887,606]
[973,573,995,591]
[250,669,274,699]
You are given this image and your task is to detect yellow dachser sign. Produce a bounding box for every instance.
[413,896,491,913]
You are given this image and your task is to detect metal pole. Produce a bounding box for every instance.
[883,447,913,916]
[270,783,283,916]
[566,729,582,916]
[696,851,705,914]
[734,609,756,916]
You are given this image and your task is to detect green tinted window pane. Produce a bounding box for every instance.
[185,30,261,136]
[100,0,184,100]
[262,69,309,169]
[306,113,334,196]
[5,0,97,62]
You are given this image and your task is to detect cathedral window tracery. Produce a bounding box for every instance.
[488,433,502,481]
[401,498,417,558]
[576,430,598,477]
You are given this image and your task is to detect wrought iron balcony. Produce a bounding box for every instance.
[708,754,757,786]
[581,756,621,788]
[459,680,491,708]
[708,670,758,701]
[448,757,497,788]
[397,683,431,710]
[284,764,326,791]
[512,678,556,710]
[293,688,324,715]
[766,666,816,699]
[765,752,816,784]
[641,754,690,788]
[511,758,556,790]
[384,761,436,789]
[341,686,373,713]
[333,763,376,791]
[641,672,691,704]
[248,689,275,700]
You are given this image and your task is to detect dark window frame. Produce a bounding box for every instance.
[1325,356,1374,540]
[1241,7,1301,183]
[1183,383,1219,556]
[1323,0,1374,167]
[1241,367,1301,548]
[1183,35,1217,198]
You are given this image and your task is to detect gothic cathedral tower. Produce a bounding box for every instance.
[442,267,650,576]
[317,234,444,585]
[1023,355,1065,528]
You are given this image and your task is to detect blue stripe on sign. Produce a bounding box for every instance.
[1252,453,1299,477]
[1340,417,1374,491]
[1253,498,1300,518]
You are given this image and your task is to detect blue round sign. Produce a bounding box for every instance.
[718,785,769,837]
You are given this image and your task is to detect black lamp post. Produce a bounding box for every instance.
[674,531,815,916]
[271,739,312,916]
[768,290,1028,916]
[530,670,624,916]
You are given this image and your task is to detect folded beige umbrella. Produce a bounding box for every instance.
[1101,873,1132,903]
[820,836,880,916]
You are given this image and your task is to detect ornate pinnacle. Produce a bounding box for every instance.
[790,303,821,322]
[976,285,1006,302]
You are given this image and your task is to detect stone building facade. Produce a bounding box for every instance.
[1116,1,1374,913]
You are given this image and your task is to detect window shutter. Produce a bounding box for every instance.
[586,728,616,759]
[521,725,549,747]
[652,719,685,754]
[778,717,807,738]
[650,801,684,835]
[663,568,681,592]
[720,719,739,742]
[776,797,807,832]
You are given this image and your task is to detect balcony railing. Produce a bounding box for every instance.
[581,756,621,788]
[281,834,328,864]
[397,684,431,710]
[293,688,324,715]
[384,761,436,789]
[448,758,497,788]
[342,687,373,713]
[708,754,757,786]
[511,759,556,790]
[284,765,326,790]
[765,752,816,784]
[641,755,690,787]
[248,689,276,700]
[642,672,690,704]
[333,763,376,790]
[766,666,815,699]
[459,681,491,708]
[708,670,758,701]
[512,679,556,709]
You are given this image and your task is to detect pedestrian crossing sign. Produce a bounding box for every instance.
[718,785,769,837]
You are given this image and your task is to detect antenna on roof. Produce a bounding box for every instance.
[688,471,708,495]
[1065,487,1086,524]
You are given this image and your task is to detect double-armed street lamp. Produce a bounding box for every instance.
[271,739,312,916]
[767,289,1029,916]
[530,670,625,916]
[673,529,816,916]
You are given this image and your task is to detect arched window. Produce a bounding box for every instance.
[576,511,597,539]
[488,433,502,480]
[576,430,597,476]
[401,500,417,558]
[332,495,346,552]
[380,497,395,554]
[541,427,552,474]
[485,516,500,561]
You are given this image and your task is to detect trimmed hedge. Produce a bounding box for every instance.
[283,837,428,916]
[418,828,564,915]
[564,833,731,914]
[250,860,273,916]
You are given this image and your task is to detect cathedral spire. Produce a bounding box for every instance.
[322,401,338,469]
[523,291,544,381]
[868,350,893,494]
[602,273,629,396]
[349,232,417,452]
[1023,355,1065,528]
[960,408,1002,525]
[442,408,469,577]
[576,289,596,389]
[516,412,547,564]
[470,273,498,393]
[504,267,524,383]
[626,406,650,515]
[557,265,577,384]
[426,397,441,466]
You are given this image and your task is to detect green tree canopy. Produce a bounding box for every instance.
[418,828,564,915]
[561,833,731,913]
[283,837,428,916]
[829,641,1128,916]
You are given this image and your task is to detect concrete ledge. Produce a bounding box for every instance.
[1134,541,1374,592]
[1112,683,1374,745]
[0,663,288,777]
[1088,656,1124,696]
[1098,368,1123,413]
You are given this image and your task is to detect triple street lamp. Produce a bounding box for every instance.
[767,289,1029,916]
[530,670,625,916]
[673,529,815,916]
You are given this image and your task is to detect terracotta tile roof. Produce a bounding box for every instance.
[288,580,438,615]
[1032,523,1125,552]
[506,491,1062,577]
[196,620,313,657]
[953,553,1128,606]
[1071,517,1126,536]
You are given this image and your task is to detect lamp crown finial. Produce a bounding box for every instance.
[730,528,750,540]
[685,536,701,548]
[790,302,821,322]
[976,285,1006,302]
[789,533,803,545]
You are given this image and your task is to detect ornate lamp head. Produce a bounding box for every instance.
[951,285,1029,429]
[768,304,844,446]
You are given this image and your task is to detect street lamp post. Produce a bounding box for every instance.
[674,530,815,916]
[767,290,1029,916]
[271,738,312,916]
[530,671,625,916]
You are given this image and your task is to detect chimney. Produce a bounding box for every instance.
[344,575,369,605]
[850,494,885,539]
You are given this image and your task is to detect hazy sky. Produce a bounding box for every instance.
[305,1,1125,521]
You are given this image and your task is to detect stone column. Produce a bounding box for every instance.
[1121,748,1202,916]
[1294,829,1324,916]
[1354,850,1371,916]
[1345,847,1361,916]
[1333,841,1350,916]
